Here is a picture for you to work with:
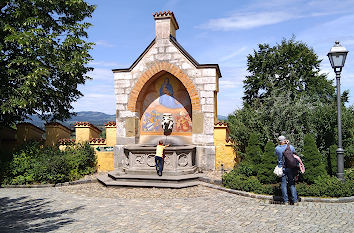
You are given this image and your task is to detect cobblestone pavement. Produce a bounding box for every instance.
[0,183,353,233]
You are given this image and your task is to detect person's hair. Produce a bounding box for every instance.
[158,140,163,145]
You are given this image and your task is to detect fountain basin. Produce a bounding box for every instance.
[122,144,197,176]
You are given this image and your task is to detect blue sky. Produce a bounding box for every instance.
[72,0,354,116]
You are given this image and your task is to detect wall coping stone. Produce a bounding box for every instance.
[45,122,72,133]
[16,122,45,134]
[75,122,101,134]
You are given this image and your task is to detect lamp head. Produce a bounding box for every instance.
[327,41,348,72]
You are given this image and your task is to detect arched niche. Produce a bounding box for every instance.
[136,71,192,145]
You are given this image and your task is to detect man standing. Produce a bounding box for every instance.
[155,140,169,176]
[275,135,298,205]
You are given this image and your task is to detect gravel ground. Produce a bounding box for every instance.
[1,184,353,233]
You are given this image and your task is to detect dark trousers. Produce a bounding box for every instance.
[155,156,163,175]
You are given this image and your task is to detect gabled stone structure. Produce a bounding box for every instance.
[113,11,221,171]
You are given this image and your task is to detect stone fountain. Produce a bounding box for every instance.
[121,113,197,176]
[98,11,221,188]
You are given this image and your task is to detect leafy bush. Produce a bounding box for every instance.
[223,171,264,194]
[1,141,96,185]
[244,133,262,165]
[297,174,353,197]
[326,145,337,176]
[302,134,327,184]
[223,168,353,197]
[257,141,278,184]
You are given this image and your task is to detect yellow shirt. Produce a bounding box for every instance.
[155,145,166,157]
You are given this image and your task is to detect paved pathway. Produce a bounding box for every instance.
[0,184,353,233]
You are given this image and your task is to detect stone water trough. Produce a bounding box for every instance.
[98,143,202,188]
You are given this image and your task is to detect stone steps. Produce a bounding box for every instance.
[97,173,203,188]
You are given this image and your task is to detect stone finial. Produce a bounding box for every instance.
[153,10,179,39]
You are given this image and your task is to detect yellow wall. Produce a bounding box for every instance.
[96,151,114,172]
[214,125,237,170]
[45,124,72,147]
[75,126,100,143]
[16,123,44,145]
[90,145,114,172]
[105,126,116,146]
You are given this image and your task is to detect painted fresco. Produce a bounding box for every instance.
[141,74,192,135]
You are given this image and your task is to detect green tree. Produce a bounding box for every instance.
[243,37,335,106]
[228,90,317,153]
[342,106,354,167]
[0,0,95,127]
[257,141,277,184]
[302,134,327,184]
[244,133,262,174]
[327,145,337,176]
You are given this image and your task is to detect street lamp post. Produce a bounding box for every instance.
[327,41,349,180]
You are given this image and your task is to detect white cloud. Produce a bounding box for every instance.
[219,80,238,89]
[89,61,121,68]
[87,68,113,81]
[219,47,248,62]
[201,11,296,31]
[84,93,115,98]
[95,40,115,47]
[200,0,354,32]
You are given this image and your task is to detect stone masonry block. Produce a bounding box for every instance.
[116,104,126,111]
[120,111,137,118]
[149,47,158,55]
[204,84,216,91]
[116,121,126,137]
[195,77,214,84]
[158,47,165,53]
[156,53,172,61]
[202,69,216,77]
[132,72,140,80]
[182,62,193,70]
[116,80,131,88]
[204,112,215,119]
[114,88,124,95]
[187,69,201,78]
[196,84,204,91]
[166,46,178,53]
[202,104,214,113]
[121,73,133,80]
[199,91,214,98]
[204,116,215,134]
[193,134,214,145]
[205,98,214,105]
[116,94,128,104]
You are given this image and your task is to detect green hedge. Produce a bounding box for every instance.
[222,169,354,197]
[0,141,97,185]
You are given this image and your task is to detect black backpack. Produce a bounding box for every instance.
[283,144,297,168]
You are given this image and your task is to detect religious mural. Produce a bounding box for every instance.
[140,74,192,135]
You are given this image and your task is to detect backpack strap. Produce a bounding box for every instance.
[282,144,291,168]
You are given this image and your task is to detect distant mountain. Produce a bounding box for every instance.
[217,115,228,121]
[27,111,227,129]
[27,111,115,129]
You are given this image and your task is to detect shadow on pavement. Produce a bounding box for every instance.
[0,196,83,232]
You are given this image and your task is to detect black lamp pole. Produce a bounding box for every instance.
[327,41,348,180]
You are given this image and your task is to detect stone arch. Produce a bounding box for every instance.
[127,62,201,112]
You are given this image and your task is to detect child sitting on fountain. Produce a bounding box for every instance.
[155,140,169,176]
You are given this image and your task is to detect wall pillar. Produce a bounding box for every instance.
[105,121,117,147]
[75,122,101,143]
[45,122,72,147]
[16,123,44,145]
